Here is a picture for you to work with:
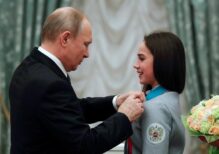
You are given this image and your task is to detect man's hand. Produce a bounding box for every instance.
[116,91,145,108]
[118,94,144,122]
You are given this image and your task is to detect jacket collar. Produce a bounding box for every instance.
[30,47,68,81]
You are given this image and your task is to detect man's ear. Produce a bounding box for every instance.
[60,31,71,46]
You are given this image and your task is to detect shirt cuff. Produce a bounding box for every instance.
[112,95,118,110]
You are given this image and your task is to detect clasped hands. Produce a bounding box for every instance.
[116,91,145,122]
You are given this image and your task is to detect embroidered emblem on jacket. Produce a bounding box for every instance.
[147,123,165,144]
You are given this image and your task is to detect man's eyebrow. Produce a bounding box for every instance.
[85,41,92,46]
[87,41,92,44]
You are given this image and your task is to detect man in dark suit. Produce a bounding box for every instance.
[9,7,144,154]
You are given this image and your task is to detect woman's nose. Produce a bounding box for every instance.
[133,63,139,69]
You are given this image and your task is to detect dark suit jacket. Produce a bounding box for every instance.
[9,47,132,154]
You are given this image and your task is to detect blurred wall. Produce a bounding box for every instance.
[69,0,169,97]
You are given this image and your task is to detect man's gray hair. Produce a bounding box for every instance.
[41,7,84,42]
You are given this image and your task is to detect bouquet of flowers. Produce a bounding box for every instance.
[182,95,219,154]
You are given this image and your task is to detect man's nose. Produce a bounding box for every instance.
[84,49,89,58]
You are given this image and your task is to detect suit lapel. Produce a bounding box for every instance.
[30,47,68,81]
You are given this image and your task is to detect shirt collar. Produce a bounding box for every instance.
[146,85,167,100]
[38,47,67,77]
